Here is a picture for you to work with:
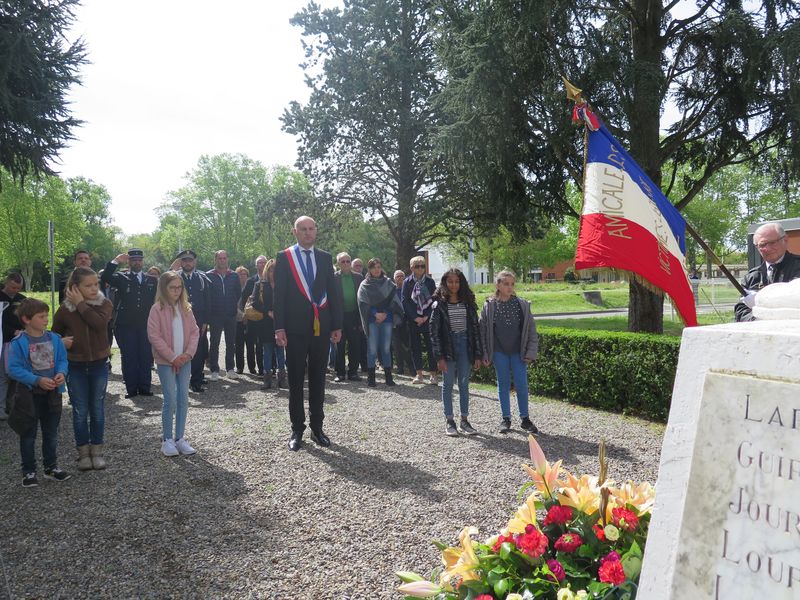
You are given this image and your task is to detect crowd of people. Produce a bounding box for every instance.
[1,214,545,487]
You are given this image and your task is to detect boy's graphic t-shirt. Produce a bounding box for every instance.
[24,333,56,380]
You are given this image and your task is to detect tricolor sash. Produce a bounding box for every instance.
[284,246,328,336]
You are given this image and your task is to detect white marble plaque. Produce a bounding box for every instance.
[669,373,800,598]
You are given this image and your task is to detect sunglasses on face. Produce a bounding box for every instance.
[413,265,426,269]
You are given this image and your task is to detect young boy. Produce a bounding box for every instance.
[7,298,70,487]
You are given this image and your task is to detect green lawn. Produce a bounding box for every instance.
[475,288,630,313]
[537,311,735,336]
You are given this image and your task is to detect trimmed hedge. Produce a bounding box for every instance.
[473,328,681,422]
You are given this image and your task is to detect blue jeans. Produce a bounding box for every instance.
[493,351,530,419]
[442,331,471,418]
[20,393,62,474]
[67,359,109,446]
[209,317,236,373]
[367,321,392,368]
[158,362,191,441]
[262,341,286,371]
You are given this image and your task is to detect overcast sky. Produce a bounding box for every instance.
[58,0,339,236]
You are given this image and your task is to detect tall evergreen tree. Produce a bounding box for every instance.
[283,0,466,271]
[0,0,86,181]
[434,0,800,332]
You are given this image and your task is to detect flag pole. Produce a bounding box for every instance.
[683,221,746,295]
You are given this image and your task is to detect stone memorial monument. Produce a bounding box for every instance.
[639,281,800,599]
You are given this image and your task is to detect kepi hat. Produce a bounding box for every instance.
[174,249,197,261]
[128,248,144,258]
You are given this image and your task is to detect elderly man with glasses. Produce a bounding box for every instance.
[735,222,800,322]
[401,256,438,384]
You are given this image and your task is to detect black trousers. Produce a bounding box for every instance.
[392,321,414,374]
[335,311,361,376]
[191,325,208,386]
[209,317,236,373]
[286,332,328,434]
[115,322,153,394]
[235,321,261,373]
[409,320,435,372]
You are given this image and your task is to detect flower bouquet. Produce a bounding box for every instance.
[397,436,654,600]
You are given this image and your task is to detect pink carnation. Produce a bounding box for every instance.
[611,507,639,532]
[546,559,566,582]
[601,550,621,564]
[516,526,549,558]
[598,558,626,585]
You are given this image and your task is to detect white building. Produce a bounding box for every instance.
[423,244,491,285]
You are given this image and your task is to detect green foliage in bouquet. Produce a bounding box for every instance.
[397,437,654,600]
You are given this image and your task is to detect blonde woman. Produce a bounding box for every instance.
[147,271,200,456]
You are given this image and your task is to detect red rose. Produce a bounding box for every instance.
[546,559,566,582]
[492,534,516,552]
[611,507,639,532]
[593,524,606,541]
[544,505,574,526]
[554,532,584,553]
[598,558,626,585]
[516,527,549,558]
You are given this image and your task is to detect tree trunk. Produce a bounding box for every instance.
[394,0,416,276]
[627,279,663,333]
[626,0,666,333]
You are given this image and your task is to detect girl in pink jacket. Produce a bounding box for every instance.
[147,271,200,457]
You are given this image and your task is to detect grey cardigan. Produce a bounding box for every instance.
[479,296,538,362]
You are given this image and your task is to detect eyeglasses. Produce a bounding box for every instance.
[339,259,351,264]
[413,265,426,269]
[756,236,785,250]
[167,285,183,291]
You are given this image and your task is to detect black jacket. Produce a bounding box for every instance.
[180,270,212,326]
[249,279,276,338]
[735,251,800,322]
[100,262,157,327]
[205,269,242,324]
[273,246,343,336]
[429,299,483,363]
[0,290,25,341]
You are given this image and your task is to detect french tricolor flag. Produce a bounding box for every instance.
[575,120,698,326]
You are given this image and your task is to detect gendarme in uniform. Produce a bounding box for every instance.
[101,248,158,398]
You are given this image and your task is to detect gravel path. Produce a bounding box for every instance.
[0,350,664,599]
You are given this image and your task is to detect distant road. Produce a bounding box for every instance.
[534,302,735,320]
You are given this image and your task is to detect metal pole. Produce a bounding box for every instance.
[48,221,55,309]
[467,234,475,285]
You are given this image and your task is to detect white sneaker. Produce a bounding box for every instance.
[175,438,196,455]
[227,370,238,379]
[209,371,219,382]
[161,439,179,457]
[428,374,438,385]
[411,375,425,384]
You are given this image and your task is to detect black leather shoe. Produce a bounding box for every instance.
[190,384,205,393]
[138,389,154,397]
[347,373,362,381]
[124,391,138,399]
[310,429,331,447]
[288,432,303,451]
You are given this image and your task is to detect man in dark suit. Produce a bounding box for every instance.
[274,216,343,451]
[735,222,800,321]
[101,248,158,398]
[170,249,211,392]
[333,252,363,382]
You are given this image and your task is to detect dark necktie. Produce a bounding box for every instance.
[767,264,775,284]
[303,250,314,286]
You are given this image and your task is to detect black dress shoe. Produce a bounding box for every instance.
[347,373,362,382]
[190,384,205,393]
[333,375,346,383]
[310,429,331,447]
[138,390,154,397]
[124,391,138,399]
[288,432,303,451]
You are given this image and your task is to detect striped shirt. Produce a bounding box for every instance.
[448,302,467,333]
